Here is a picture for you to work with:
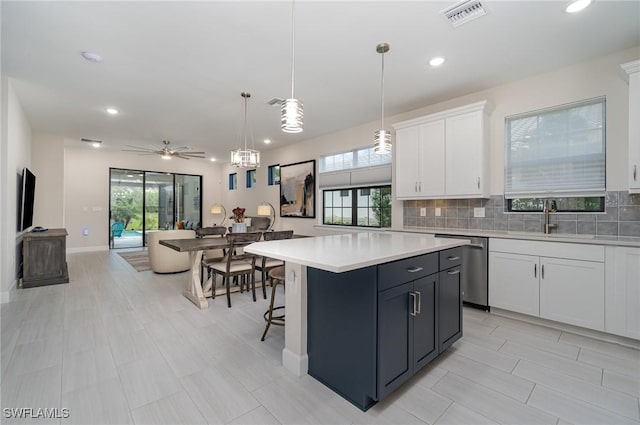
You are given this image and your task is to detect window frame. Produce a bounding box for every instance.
[228,173,237,191]
[246,169,257,189]
[504,97,606,213]
[322,184,392,228]
[268,164,280,185]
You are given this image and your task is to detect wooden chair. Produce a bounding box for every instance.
[261,265,286,341]
[255,230,294,299]
[204,232,262,308]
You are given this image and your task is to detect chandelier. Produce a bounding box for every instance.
[230,92,260,168]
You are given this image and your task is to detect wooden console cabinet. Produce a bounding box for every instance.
[22,228,69,288]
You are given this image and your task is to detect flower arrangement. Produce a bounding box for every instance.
[231,207,246,223]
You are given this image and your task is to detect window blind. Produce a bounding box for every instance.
[504,97,606,199]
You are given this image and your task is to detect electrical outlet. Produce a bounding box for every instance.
[420,208,426,217]
[435,208,442,217]
[473,207,485,218]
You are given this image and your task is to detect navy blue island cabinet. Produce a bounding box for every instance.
[307,247,463,411]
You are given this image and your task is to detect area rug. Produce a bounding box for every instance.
[118,250,151,272]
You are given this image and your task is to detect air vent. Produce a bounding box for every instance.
[442,0,487,27]
[81,138,101,144]
[266,97,284,107]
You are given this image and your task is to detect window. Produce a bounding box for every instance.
[268,164,280,185]
[246,169,256,188]
[323,185,391,228]
[320,146,391,173]
[505,97,605,212]
[229,173,237,190]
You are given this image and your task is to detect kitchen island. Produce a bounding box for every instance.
[245,231,469,410]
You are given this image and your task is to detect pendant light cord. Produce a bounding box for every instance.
[290,0,296,99]
[380,50,385,130]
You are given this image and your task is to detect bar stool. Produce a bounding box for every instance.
[261,265,285,341]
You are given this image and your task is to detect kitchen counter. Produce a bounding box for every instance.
[395,227,640,248]
[244,232,470,392]
[246,231,469,273]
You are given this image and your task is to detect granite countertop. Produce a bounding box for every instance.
[393,227,640,248]
[244,232,469,273]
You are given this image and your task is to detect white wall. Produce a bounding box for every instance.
[31,133,65,228]
[219,46,639,232]
[0,77,33,299]
[60,146,222,250]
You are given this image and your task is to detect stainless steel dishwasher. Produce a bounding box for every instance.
[435,234,489,310]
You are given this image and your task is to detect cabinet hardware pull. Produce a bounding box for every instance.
[407,266,423,273]
[409,292,417,316]
[635,165,637,181]
[415,291,421,314]
[467,244,485,249]
[419,182,422,192]
[534,263,537,278]
[447,269,460,275]
[447,256,460,261]
[414,182,418,192]
[477,177,480,189]
[541,264,545,279]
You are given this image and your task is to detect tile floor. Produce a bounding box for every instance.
[1,250,639,425]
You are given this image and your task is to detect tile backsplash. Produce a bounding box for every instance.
[403,191,640,237]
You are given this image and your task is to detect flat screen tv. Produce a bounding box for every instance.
[19,167,36,231]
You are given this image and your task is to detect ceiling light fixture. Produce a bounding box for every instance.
[161,154,171,160]
[81,51,103,63]
[374,43,392,154]
[429,57,446,67]
[264,139,271,144]
[230,92,260,168]
[565,0,592,13]
[81,137,102,148]
[209,157,216,162]
[281,0,303,133]
[105,108,119,115]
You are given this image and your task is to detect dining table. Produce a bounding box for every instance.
[159,237,252,309]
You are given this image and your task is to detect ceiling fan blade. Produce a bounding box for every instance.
[122,148,159,153]
[170,146,191,151]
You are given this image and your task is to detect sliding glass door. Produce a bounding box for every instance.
[109,168,202,249]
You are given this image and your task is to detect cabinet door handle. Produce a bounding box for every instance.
[534,263,537,278]
[409,292,417,316]
[477,177,480,189]
[407,266,423,273]
[635,165,637,181]
[447,256,460,261]
[447,269,460,275]
[415,291,421,314]
[541,264,545,279]
[414,182,418,192]
[419,182,422,192]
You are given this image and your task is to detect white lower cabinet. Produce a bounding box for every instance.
[539,257,604,331]
[489,252,539,316]
[489,238,605,332]
[605,246,640,339]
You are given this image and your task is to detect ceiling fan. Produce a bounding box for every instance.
[123,140,205,160]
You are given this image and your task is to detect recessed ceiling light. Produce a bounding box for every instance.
[429,57,446,67]
[161,155,171,160]
[264,139,271,144]
[209,157,216,162]
[565,0,592,13]
[92,142,101,148]
[81,51,103,63]
[105,108,119,115]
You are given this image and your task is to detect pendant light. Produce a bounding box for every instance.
[281,0,303,133]
[230,92,261,168]
[374,43,391,154]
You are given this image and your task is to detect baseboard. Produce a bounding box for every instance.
[0,280,18,304]
[490,307,640,349]
[67,245,109,254]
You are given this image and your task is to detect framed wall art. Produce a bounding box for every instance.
[279,159,316,218]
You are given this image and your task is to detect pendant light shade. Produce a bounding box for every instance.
[374,43,392,154]
[281,0,303,133]
[230,92,260,168]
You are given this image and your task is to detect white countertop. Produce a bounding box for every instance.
[395,227,640,248]
[245,232,469,273]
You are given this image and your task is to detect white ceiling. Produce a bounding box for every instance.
[2,1,639,161]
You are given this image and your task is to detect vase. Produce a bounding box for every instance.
[232,222,247,233]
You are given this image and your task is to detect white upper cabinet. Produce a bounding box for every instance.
[622,60,640,193]
[393,101,491,200]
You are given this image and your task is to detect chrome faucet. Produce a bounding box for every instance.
[543,200,557,234]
